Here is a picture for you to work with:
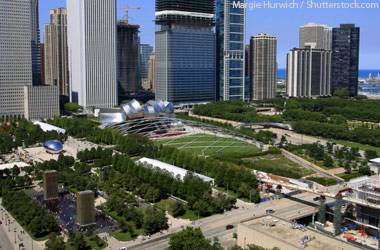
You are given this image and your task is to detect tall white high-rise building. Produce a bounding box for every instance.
[287,48,332,97]
[44,8,69,96]
[67,0,118,108]
[299,22,332,50]
[250,34,277,100]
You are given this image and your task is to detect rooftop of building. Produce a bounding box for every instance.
[300,22,331,28]
[239,216,358,250]
[137,157,214,184]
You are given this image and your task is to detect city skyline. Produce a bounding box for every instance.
[39,0,379,69]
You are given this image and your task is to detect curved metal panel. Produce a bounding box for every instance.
[155,99,166,112]
[99,112,127,124]
[144,106,159,118]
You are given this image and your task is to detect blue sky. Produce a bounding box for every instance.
[39,0,379,69]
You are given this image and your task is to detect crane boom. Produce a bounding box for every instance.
[117,4,141,24]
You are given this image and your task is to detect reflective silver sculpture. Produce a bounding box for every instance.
[99,112,127,124]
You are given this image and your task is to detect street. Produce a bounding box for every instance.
[118,192,325,250]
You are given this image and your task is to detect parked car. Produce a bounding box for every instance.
[313,196,319,201]
[266,209,275,214]
[226,225,234,230]
[119,247,127,250]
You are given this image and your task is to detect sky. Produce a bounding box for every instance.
[39,0,380,69]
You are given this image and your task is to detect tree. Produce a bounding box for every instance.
[344,162,352,174]
[169,227,213,250]
[119,220,133,233]
[145,187,159,203]
[71,233,90,250]
[359,165,372,176]
[333,89,350,98]
[365,149,378,161]
[251,188,261,204]
[171,201,186,217]
[12,165,20,177]
[329,115,347,125]
[143,207,167,234]
[45,234,65,250]
[64,102,83,113]
[323,156,334,168]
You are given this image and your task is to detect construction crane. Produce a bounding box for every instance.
[117,4,141,25]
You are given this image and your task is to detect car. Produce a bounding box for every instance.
[119,247,127,250]
[284,133,291,137]
[266,209,275,214]
[313,196,320,201]
[226,225,234,230]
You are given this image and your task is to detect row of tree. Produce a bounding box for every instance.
[2,191,58,238]
[286,98,380,123]
[193,101,283,124]
[77,146,113,167]
[0,119,66,153]
[140,145,259,201]
[292,120,380,147]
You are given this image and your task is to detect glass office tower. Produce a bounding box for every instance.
[155,0,216,105]
[216,0,246,101]
[331,24,360,96]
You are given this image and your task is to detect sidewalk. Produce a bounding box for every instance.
[0,199,44,250]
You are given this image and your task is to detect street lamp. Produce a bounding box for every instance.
[8,219,10,232]
[14,228,16,244]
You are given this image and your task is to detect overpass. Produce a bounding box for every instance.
[238,122,292,130]
[259,177,380,211]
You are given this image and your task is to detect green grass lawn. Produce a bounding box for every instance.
[154,200,202,221]
[336,171,365,182]
[98,207,144,241]
[214,186,250,203]
[154,134,259,156]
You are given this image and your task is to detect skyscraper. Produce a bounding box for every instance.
[0,0,33,119]
[155,0,216,105]
[41,44,46,84]
[216,0,246,101]
[117,22,140,97]
[299,22,332,50]
[245,45,250,78]
[147,52,156,91]
[30,0,41,85]
[250,34,277,100]
[331,24,360,96]
[287,47,332,97]
[44,8,69,96]
[140,44,154,79]
[67,0,118,108]
[1,0,59,120]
